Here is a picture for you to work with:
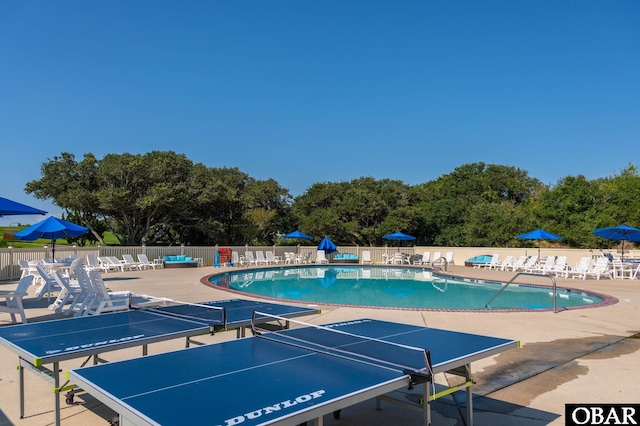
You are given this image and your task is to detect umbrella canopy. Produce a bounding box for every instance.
[593,224,640,260]
[14,216,89,258]
[317,236,337,254]
[281,230,313,240]
[382,231,416,241]
[0,197,47,217]
[516,228,563,258]
[382,231,416,252]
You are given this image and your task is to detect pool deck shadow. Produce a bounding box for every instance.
[1,264,639,425]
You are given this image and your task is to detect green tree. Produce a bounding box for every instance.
[415,163,542,246]
[25,153,106,244]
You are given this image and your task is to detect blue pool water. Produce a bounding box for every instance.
[208,266,607,311]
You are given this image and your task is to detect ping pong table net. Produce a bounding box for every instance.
[134,300,227,332]
[251,312,433,389]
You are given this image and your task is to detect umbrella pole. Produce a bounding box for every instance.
[51,239,56,259]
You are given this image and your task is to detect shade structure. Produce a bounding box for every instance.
[516,228,563,258]
[14,216,89,258]
[281,230,312,240]
[593,225,640,260]
[317,237,337,254]
[0,197,47,217]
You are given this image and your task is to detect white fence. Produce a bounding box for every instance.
[0,244,621,282]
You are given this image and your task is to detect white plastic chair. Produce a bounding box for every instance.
[136,254,158,270]
[265,251,282,264]
[361,251,372,265]
[316,250,328,264]
[83,270,131,315]
[444,252,455,265]
[122,254,142,270]
[48,271,83,314]
[34,264,62,302]
[0,275,34,324]
[569,257,592,280]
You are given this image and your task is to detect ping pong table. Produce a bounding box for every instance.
[0,299,319,426]
[68,317,519,426]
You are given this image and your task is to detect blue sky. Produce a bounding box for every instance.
[1,1,639,225]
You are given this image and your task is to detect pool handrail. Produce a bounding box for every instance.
[485,272,558,313]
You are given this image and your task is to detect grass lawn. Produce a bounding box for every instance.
[1,226,119,247]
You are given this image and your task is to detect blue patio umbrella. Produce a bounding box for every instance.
[593,224,640,260]
[14,216,89,258]
[0,197,47,217]
[382,231,416,241]
[383,231,416,251]
[317,236,337,254]
[516,228,563,258]
[281,230,313,240]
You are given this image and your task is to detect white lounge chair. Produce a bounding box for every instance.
[122,254,142,270]
[136,253,158,270]
[569,257,592,280]
[63,257,85,280]
[498,255,514,271]
[509,256,527,271]
[551,256,569,277]
[48,271,83,314]
[431,252,442,266]
[244,251,257,265]
[254,251,268,265]
[0,275,34,324]
[444,252,455,265]
[18,259,31,279]
[85,254,109,273]
[420,252,430,265]
[518,255,538,271]
[479,254,499,270]
[107,256,128,272]
[231,251,242,267]
[584,257,613,280]
[34,264,62,302]
[527,256,556,274]
[361,251,372,265]
[265,251,282,264]
[83,270,131,315]
[67,268,96,316]
[316,250,328,264]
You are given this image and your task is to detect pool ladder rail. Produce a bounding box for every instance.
[485,272,558,313]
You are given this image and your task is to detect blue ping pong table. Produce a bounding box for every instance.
[0,299,319,426]
[69,318,519,426]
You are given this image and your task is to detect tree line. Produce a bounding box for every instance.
[25,151,640,251]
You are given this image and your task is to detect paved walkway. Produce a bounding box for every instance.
[1,264,638,425]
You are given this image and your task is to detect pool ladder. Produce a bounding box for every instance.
[485,272,558,313]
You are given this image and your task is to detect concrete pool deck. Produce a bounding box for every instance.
[1,264,638,425]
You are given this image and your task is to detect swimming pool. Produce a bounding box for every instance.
[206,266,611,311]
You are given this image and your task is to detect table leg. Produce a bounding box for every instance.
[465,364,473,426]
[424,381,431,426]
[19,362,24,418]
[54,361,61,426]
